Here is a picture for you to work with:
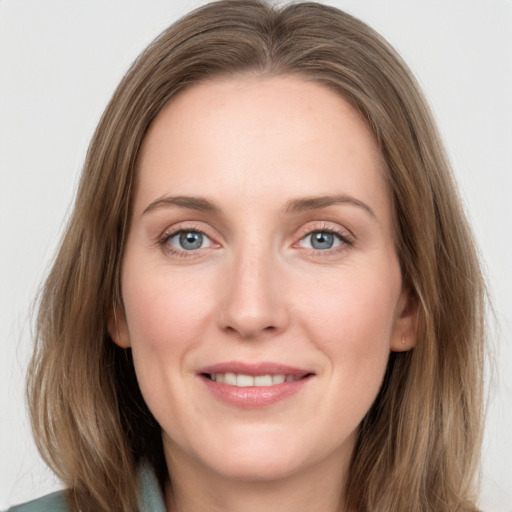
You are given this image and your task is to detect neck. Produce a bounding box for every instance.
[163,439,353,512]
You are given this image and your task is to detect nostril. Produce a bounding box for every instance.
[222,321,279,339]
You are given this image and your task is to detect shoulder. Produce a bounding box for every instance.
[6,462,163,512]
[7,491,69,512]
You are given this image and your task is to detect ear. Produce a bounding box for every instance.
[107,303,131,348]
[390,287,419,352]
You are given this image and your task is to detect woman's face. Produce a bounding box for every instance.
[112,76,416,484]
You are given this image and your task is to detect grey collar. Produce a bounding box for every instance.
[138,461,166,512]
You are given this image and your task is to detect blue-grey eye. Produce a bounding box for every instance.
[300,231,342,250]
[180,231,203,250]
[168,230,211,251]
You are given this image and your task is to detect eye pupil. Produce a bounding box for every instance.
[179,231,203,250]
[310,232,334,250]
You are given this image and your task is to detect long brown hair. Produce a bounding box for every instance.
[28,1,486,511]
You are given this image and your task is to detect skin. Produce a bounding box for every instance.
[110,76,417,512]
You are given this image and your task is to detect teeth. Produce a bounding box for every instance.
[209,373,302,387]
[224,372,237,385]
[255,375,273,386]
[272,374,286,384]
[236,374,254,387]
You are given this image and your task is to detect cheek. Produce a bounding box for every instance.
[295,262,401,372]
[122,269,215,353]
[120,270,215,422]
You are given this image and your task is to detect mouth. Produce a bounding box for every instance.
[197,362,314,408]
[202,372,309,387]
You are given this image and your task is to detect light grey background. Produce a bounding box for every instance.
[1,0,511,510]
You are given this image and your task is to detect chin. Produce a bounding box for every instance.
[206,449,311,482]
[187,427,353,484]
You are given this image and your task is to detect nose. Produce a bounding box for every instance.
[217,245,289,339]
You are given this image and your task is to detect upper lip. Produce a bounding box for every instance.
[197,361,313,377]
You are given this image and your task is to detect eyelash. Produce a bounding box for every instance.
[158,224,213,258]
[157,223,354,258]
[295,224,353,257]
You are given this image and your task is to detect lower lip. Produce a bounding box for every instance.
[200,376,312,409]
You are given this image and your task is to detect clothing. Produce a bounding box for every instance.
[7,462,166,512]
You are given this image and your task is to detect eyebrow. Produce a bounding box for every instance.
[142,195,220,216]
[284,195,375,218]
[142,193,375,218]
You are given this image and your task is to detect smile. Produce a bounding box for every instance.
[198,362,314,408]
[206,373,303,387]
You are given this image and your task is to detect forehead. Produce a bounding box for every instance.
[134,76,390,221]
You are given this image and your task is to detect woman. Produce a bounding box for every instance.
[9,1,485,511]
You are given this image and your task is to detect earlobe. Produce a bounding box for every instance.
[390,289,419,352]
[107,303,131,348]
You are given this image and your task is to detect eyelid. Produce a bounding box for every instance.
[157,222,221,257]
[293,222,354,254]
[295,221,353,241]
[167,230,213,250]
